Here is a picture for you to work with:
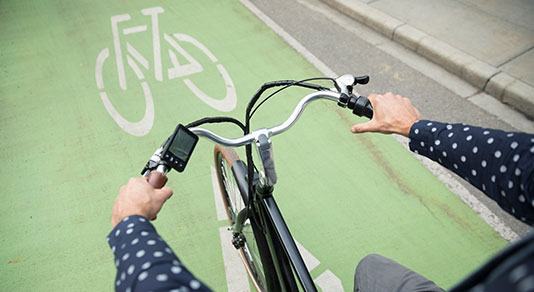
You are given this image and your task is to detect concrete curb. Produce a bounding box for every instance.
[321,0,534,119]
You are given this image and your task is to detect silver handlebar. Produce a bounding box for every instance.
[189,90,342,146]
[144,74,365,187]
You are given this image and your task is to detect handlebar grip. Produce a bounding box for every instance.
[148,171,168,189]
[348,95,373,119]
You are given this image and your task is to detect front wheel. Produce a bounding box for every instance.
[214,145,269,291]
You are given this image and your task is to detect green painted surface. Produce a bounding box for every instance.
[0,0,506,291]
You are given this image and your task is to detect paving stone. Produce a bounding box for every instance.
[417,36,456,70]
[499,48,534,88]
[462,60,500,90]
[321,0,365,24]
[503,80,534,118]
[457,0,534,30]
[370,0,534,67]
[321,0,534,118]
[441,51,478,78]
[333,0,403,38]
[486,72,516,100]
[393,24,427,51]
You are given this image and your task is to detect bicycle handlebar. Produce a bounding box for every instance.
[189,90,371,146]
[142,74,374,184]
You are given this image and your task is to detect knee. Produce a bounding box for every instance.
[354,254,384,292]
[355,255,383,277]
[355,254,393,279]
[357,254,386,270]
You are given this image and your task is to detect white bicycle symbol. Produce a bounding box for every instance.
[95,7,237,136]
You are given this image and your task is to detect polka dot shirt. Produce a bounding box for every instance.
[107,215,212,292]
[409,120,534,225]
[409,121,534,291]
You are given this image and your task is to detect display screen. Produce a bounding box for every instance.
[169,128,197,161]
[162,124,198,172]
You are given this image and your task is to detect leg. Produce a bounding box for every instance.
[354,254,445,292]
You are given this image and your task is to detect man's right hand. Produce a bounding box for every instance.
[350,92,421,137]
[111,177,173,228]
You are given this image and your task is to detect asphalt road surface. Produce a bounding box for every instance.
[250,0,531,236]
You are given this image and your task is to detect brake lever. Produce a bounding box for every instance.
[141,136,172,189]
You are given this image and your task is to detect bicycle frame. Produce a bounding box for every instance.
[230,159,316,291]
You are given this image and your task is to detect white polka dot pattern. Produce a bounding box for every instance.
[107,215,211,291]
[409,120,533,224]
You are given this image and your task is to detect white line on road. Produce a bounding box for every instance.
[123,25,148,35]
[315,269,345,292]
[219,226,251,292]
[126,42,150,70]
[295,240,321,272]
[240,0,336,78]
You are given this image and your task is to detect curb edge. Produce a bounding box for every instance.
[321,0,534,120]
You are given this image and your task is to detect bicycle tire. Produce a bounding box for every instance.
[214,145,272,291]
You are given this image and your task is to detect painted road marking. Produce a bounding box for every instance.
[126,42,149,71]
[213,165,251,291]
[126,55,145,79]
[142,7,164,82]
[185,64,236,112]
[1,1,508,291]
[164,33,203,78]
[219,226,251,292]
[211,165,344,290]
[315,270,345,292]
[95,6,237,136]
[95,48,109,89]
[295,240,320,271]
[174,33,219,63]
[240,0,335,78]
[123,25,147,35]
[98,81,155,136]
[242,0,517,242]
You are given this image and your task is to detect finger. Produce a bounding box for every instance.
[161,186,173,199]
[155,186,173,203]
[351,121,378,134]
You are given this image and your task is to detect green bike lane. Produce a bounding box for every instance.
[0,0,506,291]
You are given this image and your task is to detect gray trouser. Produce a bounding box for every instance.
[354,254,445,292]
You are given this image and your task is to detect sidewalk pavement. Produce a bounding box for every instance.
[321,0,534,120]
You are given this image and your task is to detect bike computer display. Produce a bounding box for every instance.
[161,124,199,172]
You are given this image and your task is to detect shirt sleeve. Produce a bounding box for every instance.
[408,120,534,225]
[107,215,213,292]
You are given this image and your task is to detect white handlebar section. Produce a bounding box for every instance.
[189,127,255,147]
[189,90,341,146]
